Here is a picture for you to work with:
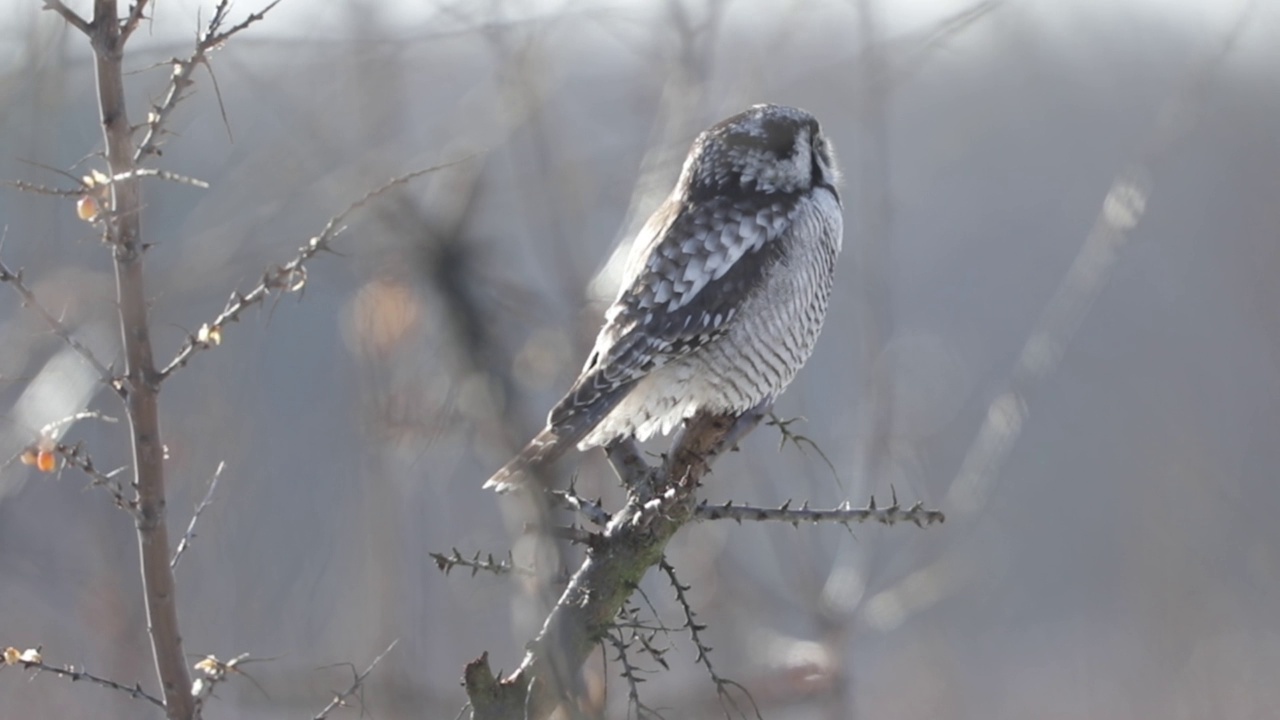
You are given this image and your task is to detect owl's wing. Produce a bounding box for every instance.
[547,191,803,430]
[484,191,804,491]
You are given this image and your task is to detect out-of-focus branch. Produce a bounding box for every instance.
[693,497,945,528]
[862,0,1260,635]
[943,0,1258,519]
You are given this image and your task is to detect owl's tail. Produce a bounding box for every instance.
[482,427,577,493]
[482,372,636,493]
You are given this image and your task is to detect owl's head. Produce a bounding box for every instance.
[680,104,840,202]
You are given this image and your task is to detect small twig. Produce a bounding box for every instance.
[765,413,839,481]
[7,166,209,197]
[693,494,946,528]
[134,0,284,161]
[311,640,398,720]
[10,651,164,709]
[4,180,84,197]
[429,548,534,577]
[171,461,225,569]
[541,524,595,547]
[605,438,658,500]
[605,630,668,719]
[659,559,761,720]
[0,251,122,395]
[41,1,93,36]
[121,0,152,41]
[41,410,119,437]
[191,651,278,704]
[549,488,612,526]
[113,167,210,188]
[524,524,598,547]
[158,160,471,380]
[54,441,135,512]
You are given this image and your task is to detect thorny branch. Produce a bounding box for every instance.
[659,559,761,720]
[311,640,399,720]
[121,0,151,40]
[41,1,92,36]
[6,651,165,709]
[36,2,292,718]
[133,0,283,162]
[6,165,209,193]
[430,548,535,578]
[605,630,667,720]
[54,441,134,512]
[158,160,471,380]
[462,402,944,719]
[462,409,766,719]
[549,488,612,526]
[693,496,945,528]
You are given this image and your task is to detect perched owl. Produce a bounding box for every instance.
[485,104,842,492]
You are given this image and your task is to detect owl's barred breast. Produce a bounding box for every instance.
[579,187,842,449]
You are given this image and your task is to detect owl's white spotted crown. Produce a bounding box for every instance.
[681,104,839,201]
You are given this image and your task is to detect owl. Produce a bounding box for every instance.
[485,104,842,492]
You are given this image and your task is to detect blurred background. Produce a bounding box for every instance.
[1,0,1277,718]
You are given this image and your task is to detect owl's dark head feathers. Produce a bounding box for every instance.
[680,104,840,202]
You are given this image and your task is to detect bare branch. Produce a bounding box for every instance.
[11,652,165,709]
[111,167,210,188]
[40,409,119,437]
[0,252,122,396]
[4,180,84,197]
[604,438,659,500]
[465,406,768,720]
[765,413,838,481]
[660,559,761,720]
[158,159,472,380]
[311,640,399,720]
[41,1,93,36]
[54,440,135,513]
[84,0,195,713]
[430,548,534,578]
[605,631,668,719]
[121,0,151,40]
[134,0,284,162]
[692,496,945,528]
[171,461,224,569]
[549,488,612,526]
[204,0,284,47]
[191,652,278,706]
